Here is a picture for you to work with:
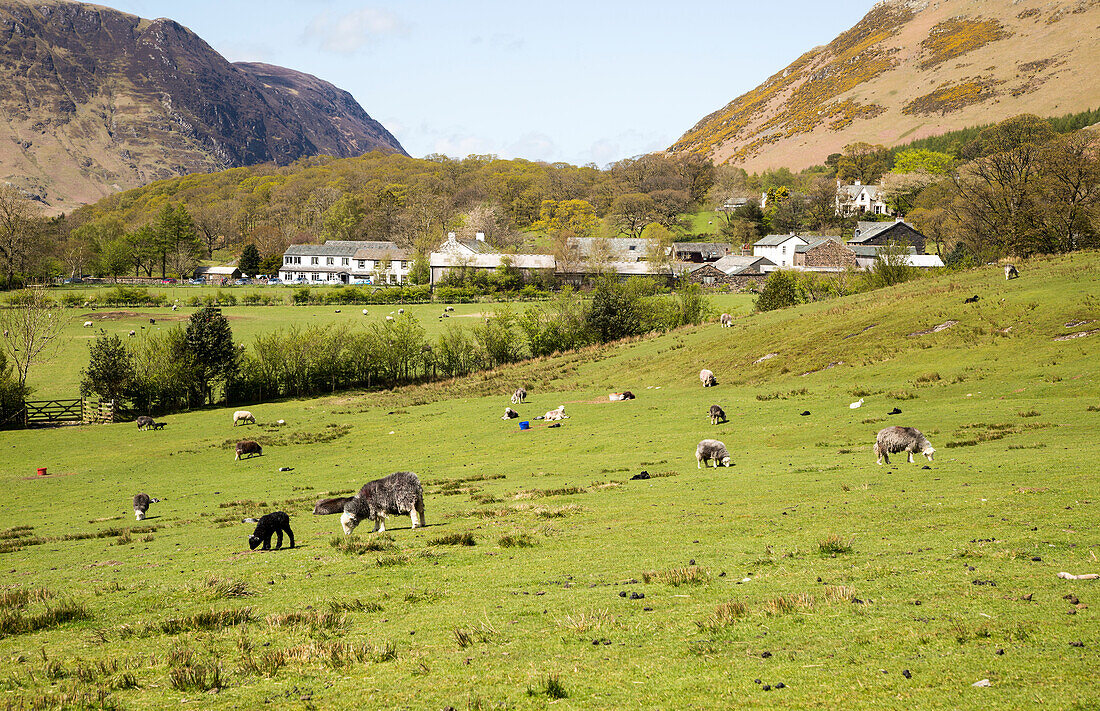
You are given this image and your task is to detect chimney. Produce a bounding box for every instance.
[447,232,456,240]
[854,179,861,186]
[475,232,485,242]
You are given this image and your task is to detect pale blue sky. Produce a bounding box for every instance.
[104,1,875,166]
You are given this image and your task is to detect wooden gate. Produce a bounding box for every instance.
[24,399,83,427]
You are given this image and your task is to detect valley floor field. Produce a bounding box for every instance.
[1,253,1098,709]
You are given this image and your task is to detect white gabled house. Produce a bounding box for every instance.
[835,180,892,217]
[752,233,808,268]
[278,240,412,285]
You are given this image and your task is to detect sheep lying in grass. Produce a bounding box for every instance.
[544,405,568,421]
[696,439,731,468]
[233,410,255,426]
[874,426,935,465]
[609,391,635,401]
[502,407,519,419]
[709,404,726,425]
[315,471,425,534]
[700,369,717,387]
[133,493,159,521]
[511,387,527,404]
[235,440,262,460]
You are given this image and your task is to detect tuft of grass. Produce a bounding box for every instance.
[818,534,853,555]
[428,532,476,546]
[1087,405,1100,412]
[203,576,252,599]
[327,598,382,614]
[376,553,410,567]
[642,566,709,586]
[557,609,615,633]
[1017,409,1041,418]
[155,608,252,635]
[330,534,397,555]
[697,600,750,631]
[528,673,567,700]
[498,534,537,548]
[266,609,346,631]
[0,599,89,636]
[168,660,225,692]
[763,593,815,616]
[0,587,53,610]
[533,504,585,519]
[914,372,941,384]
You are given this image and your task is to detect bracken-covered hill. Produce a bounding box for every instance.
[0,0,406,211]
[671,0,1100,171]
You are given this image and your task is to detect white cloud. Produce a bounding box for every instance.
[302,7,408,54]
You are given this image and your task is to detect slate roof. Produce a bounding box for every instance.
[754,234,808,247]
[284,240,399,257]
[672,242,731,260]
[709,255,773,275]
[567,237,655,261]
[353,247,412,261]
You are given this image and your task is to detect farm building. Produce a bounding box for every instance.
[279,241,411,284]
[193,266,241,283]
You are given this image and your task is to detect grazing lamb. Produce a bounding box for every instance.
[1005,264,1019,280]
[314,471,425,534]
[502,407,520,420]
[699,369,717,387]
[720,313,732,328]
[235,440,263,460]
[136,415,155,430]
[874,426,935,465]
[233,410,255,426]
[964,295,980,304]
[709,404,726,425]
[511,387,527,404]
[83,321,92,328]
[696,439,732,468]
[544,405,568,421]
[247,511,294,550]
[151,422,166,430]
[132,493,159,521]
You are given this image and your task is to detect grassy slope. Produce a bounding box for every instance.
[1,253,1098,709]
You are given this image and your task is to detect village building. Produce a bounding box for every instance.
[565,236,656,263]
[671,242,732,263]
[278,240,411,284]
[429,233,553,285]
[835,180,892,217]
[849,220,927,254]
[685,254,774,288]
[792,237,860,271]
[193,265,241,283]
[752,234,808,268]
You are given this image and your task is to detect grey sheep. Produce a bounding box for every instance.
[696,439,731,468]
[136,415,155,430]
[315,471,425,534]
[132,493,159,521]
[709,404,726,425]
[874,426,935,465]
[720,313,732,327]
[511,387,527,404]
[1005,264,1019,280]
[235,440,262,460]
[700,369,717,387]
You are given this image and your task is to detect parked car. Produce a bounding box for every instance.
[161,278,178,284]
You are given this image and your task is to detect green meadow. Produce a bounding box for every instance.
[1,253,1098,709]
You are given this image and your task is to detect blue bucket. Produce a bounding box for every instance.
[519,421,530,430]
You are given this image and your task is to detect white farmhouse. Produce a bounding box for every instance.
[752,234,808,268]
[278,240,411,285]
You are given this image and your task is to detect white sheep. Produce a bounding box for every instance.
[1005,264,1019,280]
[696,439,731,468]
[128,330,135,337]
[720,313,732,327]
[386,315,394,321]
[849,398,864,409]
[233,410,256,426]
[502,407,519,420]
[398,308,405,314]
[83,321,92,328]
[362,309,368,315]
[700,369,717,387]
[511,387,527,404]
[544,405,568,421]
[874,426,935,465]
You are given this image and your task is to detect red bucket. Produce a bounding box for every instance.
[37,467,47,476]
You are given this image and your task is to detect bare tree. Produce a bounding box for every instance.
[0,288,69,389]
[0,185,38,287]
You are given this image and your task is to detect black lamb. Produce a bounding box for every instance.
[247,511,295,550]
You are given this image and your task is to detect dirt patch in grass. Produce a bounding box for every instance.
[908,320,958,337]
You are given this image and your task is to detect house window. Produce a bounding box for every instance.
[284,256,290,264]
[358,260,365,269]
[781,246,786,255]
[327,257,334,265]
[311,257,319,265]
[312,273,321,281]
[628,245,636,251]
[342,258,349,266]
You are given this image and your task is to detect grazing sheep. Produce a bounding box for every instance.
[709,404,726,425]
[502,407,519,419]
[544,405,568,421]
[696,439,732,468]
[720,313,732,328]
[849,398,864,409]
[609,391,636,401]
[314,471,425,534]
[445,306,455,312]
[247,511,294,550]
[874,426,935,465]
[151,422,165,430]
[136,415,155,430]
[386,315,394,321]
[132,493,159,521]
[149,318,155,325]
[398,308,405,314]
[233,410,255,426]
[83,321,92,328]
[700,369,717,387]
[171,304,178,311]
[964,295,980,304]
[235,440,262,460]
[128,330,135,337]
[1005,264,1019,280]
[362,309,368,315]
[511,387,527,404]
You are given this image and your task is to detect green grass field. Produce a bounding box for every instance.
[1,254,1098,709]
[21,290,756,399]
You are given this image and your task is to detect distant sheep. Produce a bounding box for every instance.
[233,410,255,426]
[247,511,294,550]
[398,308,405,314]
[544,405,568,421]
[314,471,424,534]
[709,404,726,425]
[235,440,262,460]
[874,426,935,465]
[1005,264,1019,280]
[511,387,527,404]
[132,493,159,521]
[128,330,135,337]
[609,391,635,401]
[964,295,980,304]
[696,439,731,468]
[849,398,864,409]
[700,369,717,387]
[720,313,732,328]
[83,321,92,328]
[362,309,368,315]
[445,306,455,312]
[502,407,519,420]
[136,415,155,430]
[386,315,394,321]
[149,318,155,325]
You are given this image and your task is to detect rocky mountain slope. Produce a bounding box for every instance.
[0,0,406,211]
[671,0,1100,171]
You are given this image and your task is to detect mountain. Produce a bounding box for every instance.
[0,0,406,211]
[671,0,1100,171]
